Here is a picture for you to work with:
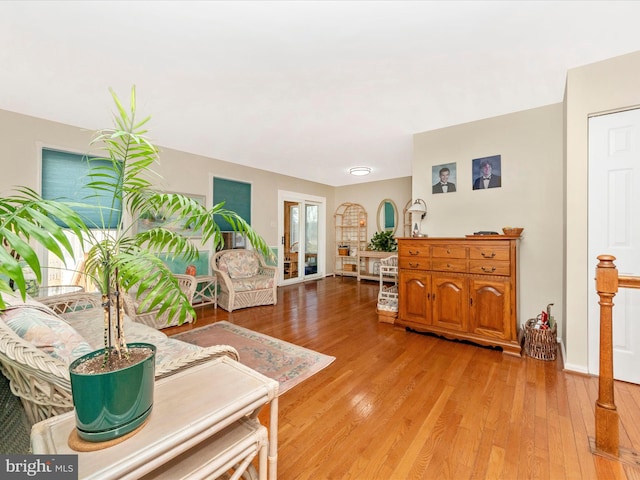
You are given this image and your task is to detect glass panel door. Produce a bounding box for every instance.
[278,191,325,285]
[304,204,319,276]
[284,201,300,280]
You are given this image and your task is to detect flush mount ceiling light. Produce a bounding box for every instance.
[349,166,371,176]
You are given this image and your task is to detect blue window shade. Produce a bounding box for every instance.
[41,148,122,229]
[213,177,251,231]
[384,202,394,229]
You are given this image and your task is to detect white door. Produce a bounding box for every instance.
[588,108,640,384]
[277,190,326,286]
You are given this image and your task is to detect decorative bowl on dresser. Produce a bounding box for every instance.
[397,236,521,356]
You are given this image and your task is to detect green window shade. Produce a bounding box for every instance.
[41,148,122,229]
[384,202,394,229]
[213,177,251,231]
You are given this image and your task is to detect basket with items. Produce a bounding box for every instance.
[523,303,557,361]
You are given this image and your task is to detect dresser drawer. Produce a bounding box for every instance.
[432,259,467,273]
[469,246,510,261]
[399,257,430,271]
[469,260,510,276]
[399,241,429,258]
[431,245,467,259]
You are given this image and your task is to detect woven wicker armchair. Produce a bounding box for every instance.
[122,273,197,329]
[211,249,278,312]
[0,292,238,426]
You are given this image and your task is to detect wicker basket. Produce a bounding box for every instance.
[524,318,557,361]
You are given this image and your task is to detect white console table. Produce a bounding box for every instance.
[31,357,279,480]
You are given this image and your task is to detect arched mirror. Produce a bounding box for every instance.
[376,199,398,235]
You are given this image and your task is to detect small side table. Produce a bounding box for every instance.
[31,357,279,480]
[193,275,217,309]
[35,285,84,299]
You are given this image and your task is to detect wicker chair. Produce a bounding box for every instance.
[211,249,278,312]
[0,292,238,426]
[122,273,197,329]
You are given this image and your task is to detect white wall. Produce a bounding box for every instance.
[412,104,564,336]
[564,50,640,372]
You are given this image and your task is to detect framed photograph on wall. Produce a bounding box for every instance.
[137,192,206,237]
[472,154,502,190]
[432,162,457,194]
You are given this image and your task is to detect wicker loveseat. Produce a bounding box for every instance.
[122,273,197,329]
[0,291,238,425]
[211,249,278,312]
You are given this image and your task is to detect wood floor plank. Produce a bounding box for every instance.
[166,276,640,479]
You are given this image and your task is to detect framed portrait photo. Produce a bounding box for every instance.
[472,154,502,190]
[432,162,457,194]
[137,192,206,237]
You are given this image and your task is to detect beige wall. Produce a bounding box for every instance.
[0,108,337,273]
[412,104,565,339]
[564,51,640,372]
[334,177,412,246]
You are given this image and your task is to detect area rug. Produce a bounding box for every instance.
[172,321,335,395]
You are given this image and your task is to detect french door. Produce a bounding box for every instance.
[278,190,325,285]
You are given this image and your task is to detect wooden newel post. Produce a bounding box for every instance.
[594,254,619,456]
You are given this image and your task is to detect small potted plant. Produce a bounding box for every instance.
[368,231,397,252]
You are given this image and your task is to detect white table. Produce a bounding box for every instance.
[193,275,217,309]
[31,357,279,480]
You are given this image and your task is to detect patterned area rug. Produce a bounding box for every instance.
[173,321,335,395]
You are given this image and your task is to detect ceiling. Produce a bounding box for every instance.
[2,1,640,187]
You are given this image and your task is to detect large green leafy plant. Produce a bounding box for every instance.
[368,230,397,252]
[2,87,272,367]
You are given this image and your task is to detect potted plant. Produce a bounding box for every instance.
[368,231,397,252]
[2,87,272,442]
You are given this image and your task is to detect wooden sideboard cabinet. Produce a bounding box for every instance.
[397,237,521,356]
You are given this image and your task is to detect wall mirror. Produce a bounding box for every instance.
[376,199,398,235]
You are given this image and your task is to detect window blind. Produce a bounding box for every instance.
[212,177,251,231]
[41,148,122,229]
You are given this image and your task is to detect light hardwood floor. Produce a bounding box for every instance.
[167,276,640,480]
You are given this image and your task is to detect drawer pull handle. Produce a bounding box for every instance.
[481,266,496,273]
[482,252,496,258]
[409,250,420,256]
[447,263,452,268]
[409,262,420,268]
[446,249,451,254]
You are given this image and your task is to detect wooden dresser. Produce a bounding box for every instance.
[397,237,521,356]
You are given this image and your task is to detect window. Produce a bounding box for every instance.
[212,177,251,231]
[41,148,122,229]
[41,148,121,288]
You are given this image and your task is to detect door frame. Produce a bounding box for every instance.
[277,190,326,286]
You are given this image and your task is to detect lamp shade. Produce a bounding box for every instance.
[407,199,427,218]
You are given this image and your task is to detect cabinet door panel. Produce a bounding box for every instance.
[470,279,511,340]
[432,275,468,331]
[399,271,430,325]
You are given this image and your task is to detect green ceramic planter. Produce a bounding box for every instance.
[69,342,156,442]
